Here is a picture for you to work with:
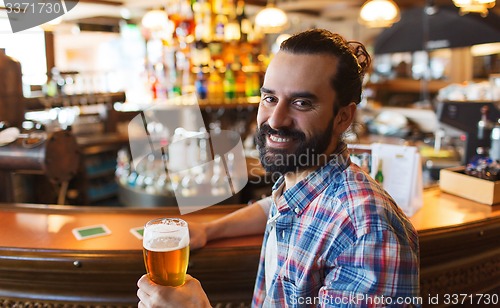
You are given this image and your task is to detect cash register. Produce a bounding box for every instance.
[435,100,500,165]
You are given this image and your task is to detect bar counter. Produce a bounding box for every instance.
[0,187,499,307]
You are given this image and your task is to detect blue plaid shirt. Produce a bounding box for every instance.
[252,143,420,307]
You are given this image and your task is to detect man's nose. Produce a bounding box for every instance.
[267,101,293,129]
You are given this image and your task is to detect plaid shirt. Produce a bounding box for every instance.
[252,143,420,307]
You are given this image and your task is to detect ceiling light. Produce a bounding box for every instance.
[141,9,172,32]
[255,0,288,33]
[359,0,400,28]
[453,0,496,17]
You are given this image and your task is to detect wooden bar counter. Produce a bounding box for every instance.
[0,188,499,307]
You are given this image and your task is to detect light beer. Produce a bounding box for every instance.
[143,218,190,286]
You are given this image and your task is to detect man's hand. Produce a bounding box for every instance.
[137,274,211,308]
[189,200,269,251]
[188,221,209,250]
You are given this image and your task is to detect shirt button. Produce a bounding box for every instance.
[294,208,300,214]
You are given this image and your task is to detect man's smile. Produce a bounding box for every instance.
[266,132,299,150]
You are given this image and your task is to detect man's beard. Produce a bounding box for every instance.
[255,118,334,175]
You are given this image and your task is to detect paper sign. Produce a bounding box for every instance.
[130,227,144,240]
[370,143,423,217]
[72,224,111,240]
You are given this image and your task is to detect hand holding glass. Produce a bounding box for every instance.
[142,218,190,286]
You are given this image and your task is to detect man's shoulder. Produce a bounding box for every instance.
[321,164,415,235]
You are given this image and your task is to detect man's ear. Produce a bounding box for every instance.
[335,103,357,133]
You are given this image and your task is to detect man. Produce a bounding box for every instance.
[137,29,420,307]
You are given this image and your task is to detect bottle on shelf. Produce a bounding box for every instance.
[478,105,494,140]
[490,119,500,162]
[175,0,195,42]
[223,64,236,102]
[169,68,182,97]
[115,148,131,185]
[193,0,213,42]
[236,0,251,42]
[207,64,224,102]
[212,0,224,15]
[224,5,241,42]
[233,58,246,98]
[244,56,261,97]
[375,159,384,184]
[213,14,228,42]
[151,75,163,100]
[195,66,208,100]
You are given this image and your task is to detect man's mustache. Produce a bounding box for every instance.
[257,123,306,140]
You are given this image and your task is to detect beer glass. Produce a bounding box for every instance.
[142,218,190,286]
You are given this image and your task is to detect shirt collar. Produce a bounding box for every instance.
[271,142,351,216]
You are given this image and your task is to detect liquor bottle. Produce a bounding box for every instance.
[478,105,494,140]
[236,0,251,41]
[192,40,210,67]
[208,65,224,102]
[150,74,159,100]
[244,55,260,97]
[491,120,500,161]
[195,66,208,100]
[222,0,235,15]
[212,0,224,14]
[375,159,384,184]
[115,148,131,186]
[360,153,371,174]
[223,64,236,102]
[169,69,182,97]
[213,14,228,42]
[175,0,195,41]
[193,0,213,42]
[233,58,246,98]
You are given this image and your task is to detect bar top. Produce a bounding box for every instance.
[0,188,499,252]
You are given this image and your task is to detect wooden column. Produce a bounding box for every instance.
[44,31,55,75]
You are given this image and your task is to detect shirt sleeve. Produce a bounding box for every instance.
[318,229,420,308]
[255,196,273,218]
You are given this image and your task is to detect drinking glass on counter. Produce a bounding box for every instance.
[142,218,190,286]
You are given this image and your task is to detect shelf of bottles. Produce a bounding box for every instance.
[143,0,266,106]
[115,1,269,206]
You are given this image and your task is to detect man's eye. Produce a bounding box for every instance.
[293,100,313,109]
[261,96,277,104]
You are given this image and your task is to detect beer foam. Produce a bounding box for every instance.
[143,224,189,252]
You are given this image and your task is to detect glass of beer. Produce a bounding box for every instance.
[142,218,190,286]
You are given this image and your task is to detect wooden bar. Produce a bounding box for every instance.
[0,188,499,307]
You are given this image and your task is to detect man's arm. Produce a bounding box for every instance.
[189,197,270,249]
[318,229,420,307]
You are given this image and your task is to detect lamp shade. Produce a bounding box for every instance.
[453,0,496,17]
[142,10,172,32]
[359,0,400,28]
[255,4,288,33]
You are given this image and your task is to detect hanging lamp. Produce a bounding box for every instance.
[255,0,288,33]
[359,0,401,28]
[141,9,174,33]
[453,0,496,17]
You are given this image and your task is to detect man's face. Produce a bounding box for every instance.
[256,51,342,174]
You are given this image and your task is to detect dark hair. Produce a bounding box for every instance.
[280,29,371,112]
